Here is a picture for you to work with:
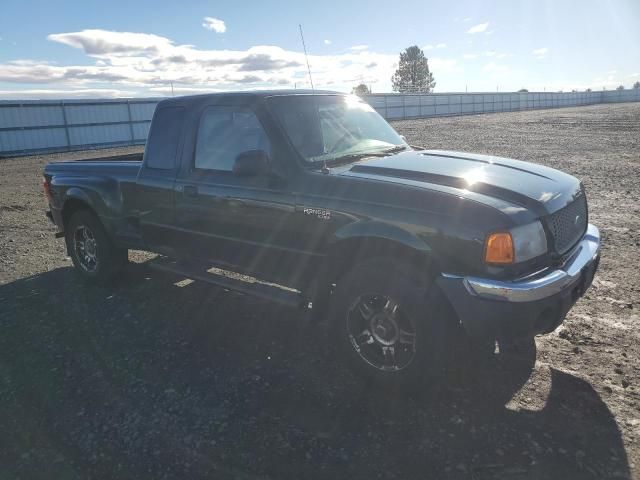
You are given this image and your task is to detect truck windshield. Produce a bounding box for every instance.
[267,95,407,165]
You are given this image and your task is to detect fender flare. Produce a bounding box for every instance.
[309,221,435,324]
[61,177,119,221]
[329,220,432,254]
[63,187,95,211]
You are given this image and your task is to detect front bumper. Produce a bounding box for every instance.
[437,224,600,341]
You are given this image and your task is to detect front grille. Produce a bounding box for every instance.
[546,192,588,254]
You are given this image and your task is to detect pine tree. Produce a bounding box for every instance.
[391,46,436,93]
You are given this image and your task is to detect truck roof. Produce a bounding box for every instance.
[157,89,344,108]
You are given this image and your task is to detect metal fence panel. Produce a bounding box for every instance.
[132,122,152,142]
[68,123,132,147]
[0,127,68,152]
[64,103,129,124]
[1,90,640,156]
[0,98,160,156]
[0,105,65,128]
[405,106,420,117]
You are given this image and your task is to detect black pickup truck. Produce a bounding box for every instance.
[44,90,600,386]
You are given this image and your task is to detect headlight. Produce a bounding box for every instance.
[484,221,547,264]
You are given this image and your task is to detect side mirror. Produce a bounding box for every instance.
[233,150,270,177]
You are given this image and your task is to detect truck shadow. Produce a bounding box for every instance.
[0,263,630,480]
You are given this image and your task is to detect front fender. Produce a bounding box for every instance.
[330,220,432,254]
[308,221,435,325]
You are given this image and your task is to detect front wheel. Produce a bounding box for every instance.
[328,258,449,390]
[65,209,127,283]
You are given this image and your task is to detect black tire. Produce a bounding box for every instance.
[65,209,127,283]
[328,258,449,390]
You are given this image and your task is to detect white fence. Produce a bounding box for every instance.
[1,89,639,156]
[366,89,640,120]
[0,99,158,157]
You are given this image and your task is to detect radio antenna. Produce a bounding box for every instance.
[298,24,315,91]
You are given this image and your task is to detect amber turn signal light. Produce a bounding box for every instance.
[485,232,514,264]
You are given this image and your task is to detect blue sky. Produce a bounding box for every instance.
[0,0,639,98]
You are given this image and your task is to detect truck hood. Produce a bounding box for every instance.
[339,149,582,216]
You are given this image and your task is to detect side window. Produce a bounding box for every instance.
[194,106,270,171]
[145,106,185,169]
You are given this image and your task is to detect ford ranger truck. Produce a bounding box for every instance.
[43,91,601,387]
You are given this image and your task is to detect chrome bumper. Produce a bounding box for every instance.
[444,224,600,303]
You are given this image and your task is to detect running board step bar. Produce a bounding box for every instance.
[149,257,308,309]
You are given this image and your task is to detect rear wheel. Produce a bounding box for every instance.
[328,258,449,389]
[65,209,127,283]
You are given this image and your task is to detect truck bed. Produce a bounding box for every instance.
[44,153,142,177]
[69,152,143,163]
[43,151,143,244]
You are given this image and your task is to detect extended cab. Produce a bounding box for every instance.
[44,91,600,386]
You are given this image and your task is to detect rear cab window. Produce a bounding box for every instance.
[144,106,186,169]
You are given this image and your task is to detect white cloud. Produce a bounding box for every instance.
[629,72,640,77]
[467,22,489,34]
[424,43,447,50]
[348,45,369,51]
[149,85,224,95]
[463,53,478,59]
[323,39,332,45]
[48,30,174,56]
[484,50,496,57]
[202,17,226,34]
[0,29,406,95]
[532,47,548,58]
[463,17,472,22]
[0,88,140,99]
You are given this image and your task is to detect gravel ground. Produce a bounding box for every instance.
[1,103,639,479]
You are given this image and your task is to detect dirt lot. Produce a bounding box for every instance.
[1,103,639,479]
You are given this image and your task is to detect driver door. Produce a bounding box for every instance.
[173,105,299,283]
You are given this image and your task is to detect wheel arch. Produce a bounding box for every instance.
[326,221,438,285]
[61,189,96,228]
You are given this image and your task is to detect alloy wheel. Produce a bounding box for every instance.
[346,294,417,372]
[73,225,99,272]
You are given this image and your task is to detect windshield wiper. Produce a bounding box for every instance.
[379,145,411,154]
[322,151,389,167]
[321,145,411,167]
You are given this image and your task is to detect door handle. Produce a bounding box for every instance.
[183,185,198,197]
